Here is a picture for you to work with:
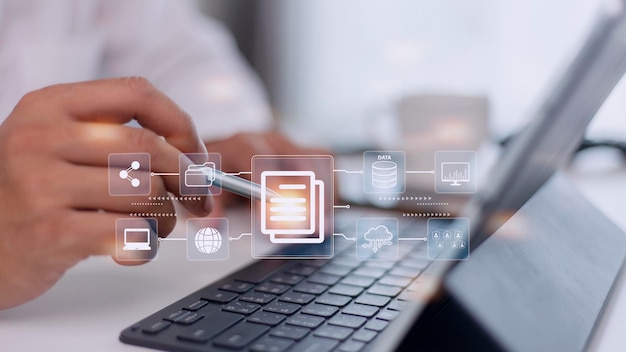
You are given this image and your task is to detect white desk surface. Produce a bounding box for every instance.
[1,164,626,352]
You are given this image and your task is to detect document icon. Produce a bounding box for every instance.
[184,162,216,187]
[260,171,325,244]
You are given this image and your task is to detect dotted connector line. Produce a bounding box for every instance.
[403,213,451,217]
[129,213,177,217]
[379,196,433,201]
[131,202,164,206]
[147,196,202,201]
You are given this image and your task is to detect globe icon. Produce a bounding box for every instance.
[194,227,223,254]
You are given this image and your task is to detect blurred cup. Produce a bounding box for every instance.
[398,94,488,171]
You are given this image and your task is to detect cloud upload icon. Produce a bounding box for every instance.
[362,225,394,253]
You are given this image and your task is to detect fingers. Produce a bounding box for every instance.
[57,122,211,216]
[27,77,206,155]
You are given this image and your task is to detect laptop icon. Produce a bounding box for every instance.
[123,228,152,251]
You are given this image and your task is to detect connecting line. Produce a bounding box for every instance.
[151,172,180,176]
[223,172,252,176]
[398,237,428,241]
[333,205,351,209]
[229,233,252,241]
[333,233,357,241]
[333,169,364,174]
[157,237,187,242]
[405,170,435,175]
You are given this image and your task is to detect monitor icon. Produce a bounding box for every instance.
[260,171,325,244]
[441,162,470,186]
[435,151,477,193]
[123,228,152,251]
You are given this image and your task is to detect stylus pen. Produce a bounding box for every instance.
[211,169,281,201]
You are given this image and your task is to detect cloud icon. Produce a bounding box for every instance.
[363,225,393,241]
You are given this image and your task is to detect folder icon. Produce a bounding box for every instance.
[184,162,216,187]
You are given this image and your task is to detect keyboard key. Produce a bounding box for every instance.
[213,322,270,349]
[264,301,301,315]
[220,281,254,293]
[301,303,339,318]
[163,310,189,322]
[341,275,375,288]
[142,321,170,335]
[293,336,339,352]
[293,282,328,295]
[328,314,367,329]
[377,276,412,288]
[314,325,354,340]
[339,340,366,352]
[341,303,379,318]
[320,264,353,277]
[234,260,288,284]
[176,312,204,325]
[364,319,389,332]
[363,261,395,270]
[270,325,310,340]
[400,258,430,270]
[202,290,238,303]
[328,284,364,297]
[250,336,294,352]
[367,284,402,297]
[307,273,341,286]
[177,328,214,343]
[285,265,317,276]
[332,256,363,269]
[352,329,378,343]
[389,267,421,278]
[286,314,325,329]
[183,299,208,311]
[387,299,408,311]
[176,310,243,343]
[240,291,276,304]
[247,311,286,326]
[223,301,261,315]
[257,282,290,295]
[271,274,304,285]
[355,294,391,307]
[304,260,328,268]
[377,310,400,321]
[316,293,351,307]
[279,291,315,305]
[352,267,386,279]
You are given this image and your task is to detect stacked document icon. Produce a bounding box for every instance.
[184,162,216,187]
[260,171,325,244]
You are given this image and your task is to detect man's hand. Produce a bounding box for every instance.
[0,78,211,309]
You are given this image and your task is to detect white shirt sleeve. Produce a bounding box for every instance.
[96,0,272,141]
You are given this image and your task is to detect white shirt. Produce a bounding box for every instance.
[0,0,272,140]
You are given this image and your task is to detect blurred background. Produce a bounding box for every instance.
[196,0,626,152]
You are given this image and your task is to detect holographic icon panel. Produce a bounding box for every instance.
[435,151,477,193]
[187,218,229,261]
[109,153,151,195]
[179,153,222,196]
[252,155,334,259]
[427,218,470,260]
[363,151,406,193]
[356,218,399,260]
[115,218,158,261]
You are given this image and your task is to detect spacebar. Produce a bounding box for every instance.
[233,260,288,284]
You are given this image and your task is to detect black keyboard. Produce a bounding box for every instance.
[120,217,429,352]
